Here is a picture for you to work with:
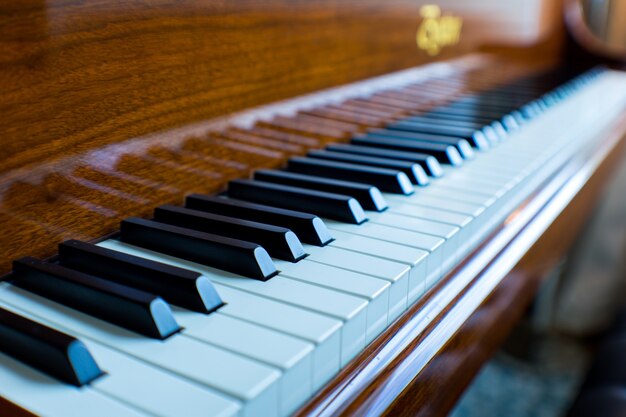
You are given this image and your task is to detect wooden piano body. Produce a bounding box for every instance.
[1,1,625,416]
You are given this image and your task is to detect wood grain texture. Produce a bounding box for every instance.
[0,1,579,413]
[0,0,484,177]
[1,54,527,274]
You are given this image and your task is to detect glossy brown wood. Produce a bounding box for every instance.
[0,0,488,177]
[294,110,626,417]
[4,55,548,270]
[0,397,33,417]
[0,1,586,413]
[0,56,549,274]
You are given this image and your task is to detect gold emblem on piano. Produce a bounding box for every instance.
[417,5,463,56]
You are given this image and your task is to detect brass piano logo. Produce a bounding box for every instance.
[417,5,463,56]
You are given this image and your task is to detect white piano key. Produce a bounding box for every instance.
[439,169,514,187]
[303,245,410,323]
[0,352,148,417]
[387,203,475,262]
[0,300,243,417]
[367,210,460,271]
[86,341,244,417]
[403,195,485,218]
[0,284,280,417]
[213,285,341,390]
[434,171,512,199]
[381,201,472,264]
[324,221,444,302]
[387,203,473,229]
[459,157,527,173]
[175,312,313,416]
[98,240,368,367]
[419,185,498,207]
[325,229,428,306]
[275,259,390,344]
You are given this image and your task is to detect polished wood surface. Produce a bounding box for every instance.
[0,53,539,275]
[0,0,480,176]
[294,107,626,417]
[1,0,552,276]
[1,1,619,416]
[0,396,32,417]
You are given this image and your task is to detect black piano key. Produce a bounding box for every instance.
[422,109,495,124]
[58,240,224,313]
[325,144,443,177]
[403,114,497,132]
[0,307,103,386]
[286,157,414,195]
[424,109,520,130]
[436,104,527,123]
[120,218,277,281]
[455,94,533,106]
[442,100,518,114]
[401,115,505,144]
[446,100,519,115]
[384,120,490,150]
[228,179,367,224]
[351,135,463,166]
[11,258,180,339]
[520,101,544,118]
[254,169,388,212]
[365,129,475,160]
[154,205,306,263]
[185,195,333,246]
[306,150,429,186]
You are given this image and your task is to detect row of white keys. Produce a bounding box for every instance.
[0,352,149,417]
[212,284,342,390]
[0,289,244,417]
[384,128,572,263]
[324,229,429,305]
[349,73,624,295]
[302,244,411,323]
[383,71,626,285]
[274,259,390,345]
[173,310,313,416]
[0,283,279,417]
[324,220,445,296]
[100,235,420,407]
[364,212,460,277]
[99,240,368,368]
[383,204,473,262]
[384,192,489,263]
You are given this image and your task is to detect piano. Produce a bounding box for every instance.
[1,1,626,416]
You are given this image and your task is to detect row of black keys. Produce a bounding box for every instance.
[0,67,602,388]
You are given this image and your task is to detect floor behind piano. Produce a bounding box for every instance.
[450,331,590,417]
[452,147,626,417]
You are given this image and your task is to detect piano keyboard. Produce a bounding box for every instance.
[2,66,626,417]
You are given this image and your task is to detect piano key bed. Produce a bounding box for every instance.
[2,62,626,417]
